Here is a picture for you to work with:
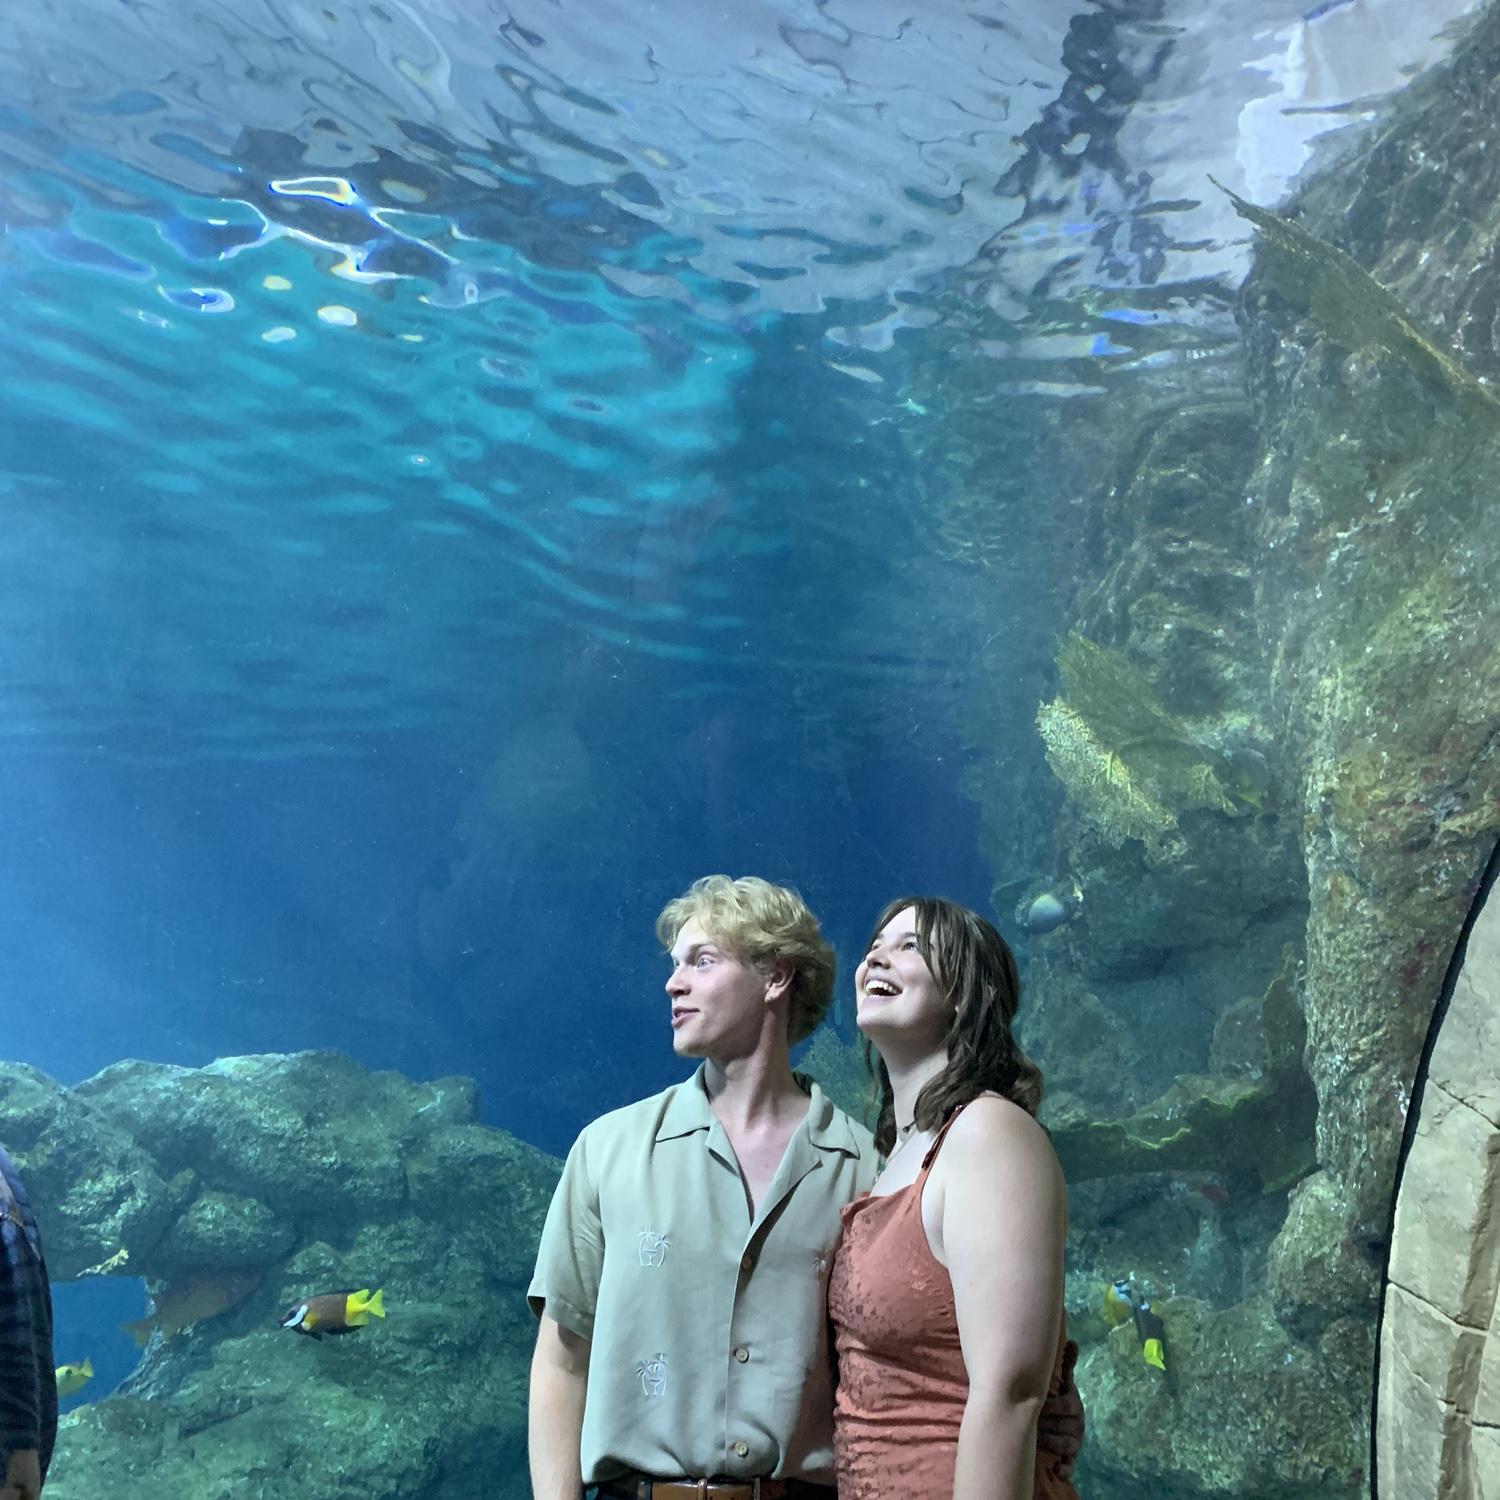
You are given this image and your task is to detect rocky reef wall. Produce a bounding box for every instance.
[0,1051,556,1500]
[930,3,1500,1496]
[1237,0,1500,1325]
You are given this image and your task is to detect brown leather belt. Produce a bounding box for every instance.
[597,1480,830,1500]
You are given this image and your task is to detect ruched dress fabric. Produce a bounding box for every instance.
[828,1110,1077,1500]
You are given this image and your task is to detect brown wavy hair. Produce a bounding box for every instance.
[864,895,1043,1155]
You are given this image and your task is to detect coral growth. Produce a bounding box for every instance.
[1214,177,1500,423]
[1036,635,1240,862]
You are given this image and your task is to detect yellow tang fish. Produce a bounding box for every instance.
[1101,1278,1134,1328]
[55,1359,93,1397]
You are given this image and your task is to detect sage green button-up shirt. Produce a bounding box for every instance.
[528,1067,878,1485]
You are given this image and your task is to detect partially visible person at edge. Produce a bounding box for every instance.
[526,875,1083,1500]
[0,1144,57,1500]
[829,897,1077,1500]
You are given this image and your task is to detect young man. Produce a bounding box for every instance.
[527,876,1082,1500]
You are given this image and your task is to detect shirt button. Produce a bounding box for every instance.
[740,1253,753,1272]
[734,1345,750,1363]
[733,1441,749,1459]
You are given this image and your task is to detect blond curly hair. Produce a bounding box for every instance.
[655,875,835,1045]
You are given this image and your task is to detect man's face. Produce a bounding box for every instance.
[665,917,773,1059]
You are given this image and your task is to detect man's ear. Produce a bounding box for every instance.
[765,958,795,1001]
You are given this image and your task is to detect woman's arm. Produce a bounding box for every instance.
[938,1098,1068,1500]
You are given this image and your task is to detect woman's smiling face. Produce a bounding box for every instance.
[854,904,950,1046]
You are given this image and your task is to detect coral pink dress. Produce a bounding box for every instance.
[828,1105,1077,1500]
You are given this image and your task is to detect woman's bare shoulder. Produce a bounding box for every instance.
[952,1091,1044,1139]
[943,1094,1060,1178]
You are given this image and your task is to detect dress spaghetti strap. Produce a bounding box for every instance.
[916,1103,970,1174]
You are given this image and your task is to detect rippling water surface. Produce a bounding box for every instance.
[0,0,1485,1142]
[0,0,1477,764]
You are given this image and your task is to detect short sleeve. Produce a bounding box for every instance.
[527,1129,604,1341]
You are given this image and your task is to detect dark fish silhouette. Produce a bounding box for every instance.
[120,1267,263,1346]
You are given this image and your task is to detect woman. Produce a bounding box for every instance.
[828,897,1077,1500]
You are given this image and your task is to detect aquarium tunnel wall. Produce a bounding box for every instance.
[1377,853,1500,1498]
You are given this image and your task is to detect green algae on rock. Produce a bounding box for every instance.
[1077,1292,1367,1500]
[1037,634,1241,863]
[1212,176,1500,423]
[1046,1067,1313,1195]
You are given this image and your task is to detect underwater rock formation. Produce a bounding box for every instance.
[1017,625,1305,1104]
[1236,0,1500,1284]
[1077,1291,1368,1500]
[0,1051,558,1500]
[1016,966,1147,1115]
[0,1064,187,1279]
[935,7,1500,1496]
[1044,948,1316,1190]
[797,1026,876,1127]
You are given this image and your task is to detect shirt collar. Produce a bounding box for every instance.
[654,1063,865,1160]
[799,1072,865,1158]
[654,1064,718,1141]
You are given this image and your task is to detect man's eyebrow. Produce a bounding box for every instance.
[670,940,721,961]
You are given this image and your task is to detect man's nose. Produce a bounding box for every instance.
[666,967,689,996]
